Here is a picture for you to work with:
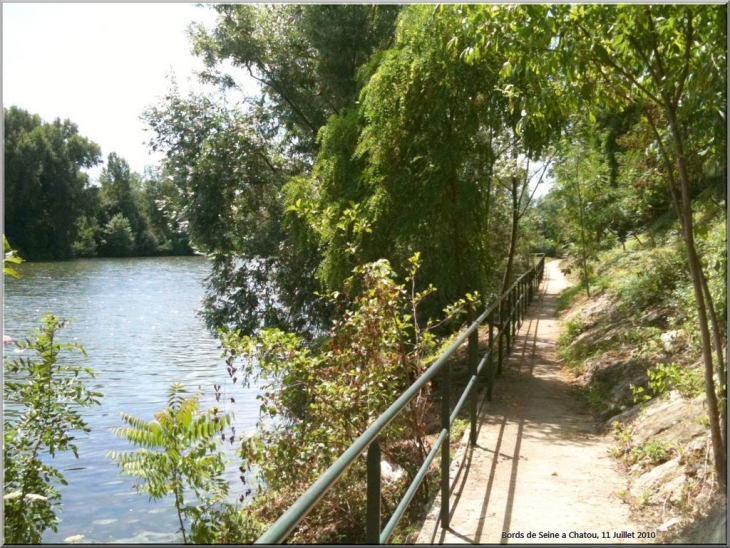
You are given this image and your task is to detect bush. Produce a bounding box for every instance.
[615,243,686,315]
[220,254,466,542]
[108,383,232,544]
[3,315,102,543]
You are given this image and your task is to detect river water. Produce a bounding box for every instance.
[3,256,261,543]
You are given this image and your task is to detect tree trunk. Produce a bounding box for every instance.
[501,172,520,295]
[665,106,727,488]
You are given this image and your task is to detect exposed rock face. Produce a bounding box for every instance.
[558,284,717,541]
[630,458,686,502]
[582,355,649,411]
[615,391,706,446]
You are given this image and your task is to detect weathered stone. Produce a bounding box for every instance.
[630,458,684,499]
[660,330,685,354]
[631,392,706,446]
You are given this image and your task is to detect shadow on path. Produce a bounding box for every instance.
[418,260,640,545]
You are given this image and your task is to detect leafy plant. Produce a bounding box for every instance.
[3,234,22,278]
[610,420,634,460]
[558,318,586,347]
[628,439,676,469]
[630,383,652,404]
[108,383,232,543]
[220,254,469,542]
[3,314,102,543]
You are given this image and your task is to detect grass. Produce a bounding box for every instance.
[556,283,586,313]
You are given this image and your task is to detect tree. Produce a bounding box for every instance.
[456,3,727,488]
[3,107,101,260]
[144,6,401,337]
[351,5,509,315]
[562,3,727,488]
[99,213,136,257]
[190,5,400,156]
[550,125,613,295]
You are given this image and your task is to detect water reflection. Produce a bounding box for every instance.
[3,257,260,543]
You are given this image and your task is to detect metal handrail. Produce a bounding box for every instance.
[255,254,546,544]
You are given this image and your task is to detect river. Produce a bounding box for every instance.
[3,256,261,543]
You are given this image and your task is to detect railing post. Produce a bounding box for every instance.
[440,362,451,529]
[521,279,526,322]
[487,311,494,401]
[468,323,478,446]
[366,439,381,544]
[506,290,512,353]
[497,298,504,375]
[528,270,534,303]
[512,289,517,343]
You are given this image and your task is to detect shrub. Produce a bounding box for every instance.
[615,244,686,315]
[220,254,467,542]
[3,315,102,543]
[108,383,232,544]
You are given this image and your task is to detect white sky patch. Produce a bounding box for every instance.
[3,3,253,181]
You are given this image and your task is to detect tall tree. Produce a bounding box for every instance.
[562,3,727,489]
[145,6,400,336]
[4,107,101,260]
[457,3,727,487]
[351,5,509,312]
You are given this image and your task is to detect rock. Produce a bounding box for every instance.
[660,330,685,354]
[630,392,706,446]
[639,308,666,326]
[579,292,617,325]
[630,458,684,500]
[657,517,681,532]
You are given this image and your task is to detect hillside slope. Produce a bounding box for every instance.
[555,216,726,544]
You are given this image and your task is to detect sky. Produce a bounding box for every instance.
[3,3,246,181]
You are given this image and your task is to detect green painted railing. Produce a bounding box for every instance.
[255,254,546,544]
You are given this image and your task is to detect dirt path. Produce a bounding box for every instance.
[417,260,650,544]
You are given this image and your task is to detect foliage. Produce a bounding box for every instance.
[555,283,586,314]
[610,421,634,460]
[189,501,265,544]
[219,254,466,542]
[580,381,619,419]
[3,235,23,278]
[628,440,677,470]
[3,314,102,544]
[557,318,585,347]
[632,363,704,403]
[98,213,136,257]
[71,216,99,258]
[672,213,728,351]
[3,106,102,260]
[190,5,400,155]
[108,383,232,544]
[142,6,401,337]
[3,106,192,260]
[356,6,504,305]
[614,243,686,316]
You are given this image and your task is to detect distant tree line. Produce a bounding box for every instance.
[4,106,192,261]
